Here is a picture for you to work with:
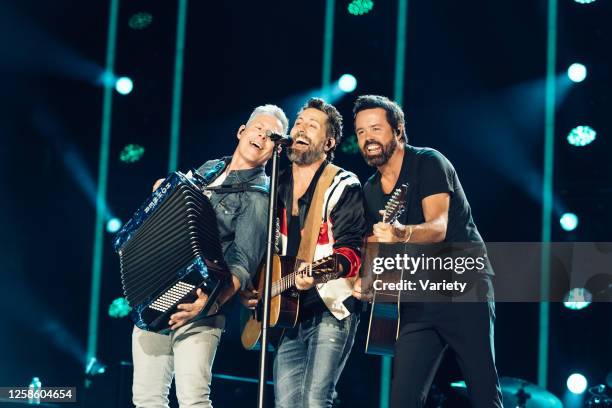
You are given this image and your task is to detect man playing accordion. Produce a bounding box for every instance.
[131,104,288,408]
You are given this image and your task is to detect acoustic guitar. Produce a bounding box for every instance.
[240,254,340,350]
[364,183,409,356]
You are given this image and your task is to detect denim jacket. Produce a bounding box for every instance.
[195,157,270,290]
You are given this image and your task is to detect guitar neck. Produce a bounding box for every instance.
[270,269,299,297]
[269,257,335,297]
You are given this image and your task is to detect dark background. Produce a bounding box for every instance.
[1,0,610,407]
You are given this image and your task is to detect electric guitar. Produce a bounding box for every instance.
[364,183,409,356]
[240,254,340,350]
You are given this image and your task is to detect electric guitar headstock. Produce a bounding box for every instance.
[382,183,409,224]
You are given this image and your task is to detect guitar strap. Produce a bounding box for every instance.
[296,163,340,264]
[240,164,340,349]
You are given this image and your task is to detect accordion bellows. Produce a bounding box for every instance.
[113,172,230,333]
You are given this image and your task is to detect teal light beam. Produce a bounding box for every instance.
[394,0,408,105]
[539,0,558,389]
[321,0,336,93]
[380,1,408,407]
[168,0,189,173]
[379,356,392,408]
[87,0,120,369]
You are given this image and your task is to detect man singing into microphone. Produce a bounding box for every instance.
[243,98,366,408]
[132,104,288,408]
[275,98,365,408]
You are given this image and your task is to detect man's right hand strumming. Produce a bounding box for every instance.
[239,285,259,310]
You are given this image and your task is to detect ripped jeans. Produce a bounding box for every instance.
[273,310,360,408]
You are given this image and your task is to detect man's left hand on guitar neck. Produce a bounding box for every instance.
[372,193,449,243]
[372,209,415,243]
[295,272,316,290]
[372,222,413,243]
[295,253,347,290]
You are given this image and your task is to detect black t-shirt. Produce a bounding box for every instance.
[286,214,301,257]
[363,144,483,243]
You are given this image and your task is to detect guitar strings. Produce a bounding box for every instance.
[269,257,325,297]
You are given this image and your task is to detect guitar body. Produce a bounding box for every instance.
[240,255,300,350]
[364,255,402,356]
[274,256,301,328]
[363,183,410,356]
[365,298,400,356]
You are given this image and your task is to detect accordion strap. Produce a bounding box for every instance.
[204,183,269,194]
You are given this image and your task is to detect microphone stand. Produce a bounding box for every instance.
[257,140,284,408]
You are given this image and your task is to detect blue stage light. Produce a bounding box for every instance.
[115,77,133,95]
[567,373,587,394]
[120,144,146,163]
[567,126,596,147]
[348,0,374,15]
[563,288,592,310]
[108,297,131,318]
[338,74,357,93]
[560,213,578,231]
[106,218,122,233]
[99,71,116,87]
[574,0,597,4]
[450,381,467,389]
[567,63,587,83]
[129,12,153,30]
[85,357,107,376]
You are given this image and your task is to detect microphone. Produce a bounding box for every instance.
[265,130,293,146]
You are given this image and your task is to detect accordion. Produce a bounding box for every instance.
[113,171,231,333]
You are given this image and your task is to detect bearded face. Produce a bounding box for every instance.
[287,131,327,165]
[361,136,398,167]
[355,107,403,168]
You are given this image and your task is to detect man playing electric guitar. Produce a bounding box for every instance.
[243,98,366,408]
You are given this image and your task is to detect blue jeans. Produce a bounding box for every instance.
[273,310,360,408]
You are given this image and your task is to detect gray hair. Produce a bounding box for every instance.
[246,104,289,135]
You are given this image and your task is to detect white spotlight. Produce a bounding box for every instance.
[106,218,123,233]
[115,77,133,95]
[567,373,588,394]
[338,74,357,93]
[567,63,587,83]
[560,213,579,232]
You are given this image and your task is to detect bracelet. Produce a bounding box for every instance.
[405,225,413,243]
